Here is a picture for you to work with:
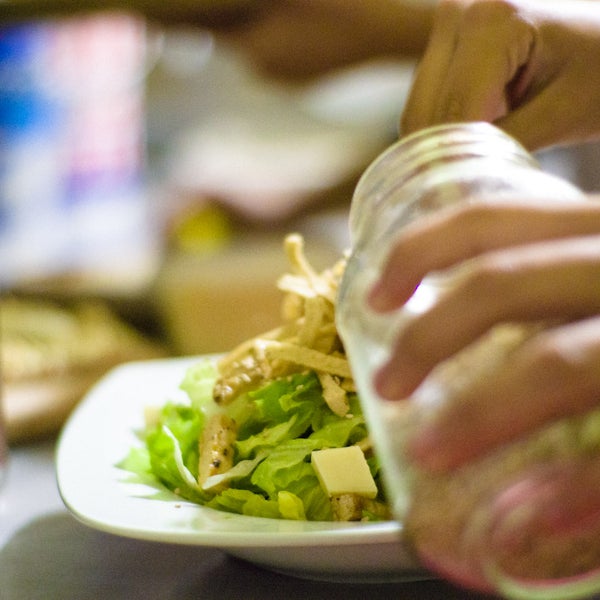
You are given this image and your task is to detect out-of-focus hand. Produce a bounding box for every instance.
[368,198,600,470]
[401,0,600,150]
[214,0,434,80]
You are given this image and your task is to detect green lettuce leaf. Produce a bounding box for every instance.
[207,488,281,519]
[179,359,219,414]
[120,360,382,522]
[144,403,208,503]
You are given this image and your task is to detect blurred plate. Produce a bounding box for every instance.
[2,296,164,442]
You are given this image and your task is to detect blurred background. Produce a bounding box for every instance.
[3,1,600,444]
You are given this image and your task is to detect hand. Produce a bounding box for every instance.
[401,0,600,150]
[368,198,600,470]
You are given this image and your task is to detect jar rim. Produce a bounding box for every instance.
[349,122,537,236]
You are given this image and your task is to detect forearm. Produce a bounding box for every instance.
[215,0,436,80]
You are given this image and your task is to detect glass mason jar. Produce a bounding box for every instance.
[337,122,600,598]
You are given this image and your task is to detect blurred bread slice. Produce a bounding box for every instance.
[2,296,165,443]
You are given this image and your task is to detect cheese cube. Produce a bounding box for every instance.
[311,446,378,499]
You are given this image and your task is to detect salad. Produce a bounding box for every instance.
[120,234,390,522]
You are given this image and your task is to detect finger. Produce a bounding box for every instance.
[374,234,600,398]
[368,199,600,312]
[400,0,465,135]
[406,315,600,471]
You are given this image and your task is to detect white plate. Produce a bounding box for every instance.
[56,356,427,583]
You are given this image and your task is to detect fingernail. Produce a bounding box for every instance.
[374,364,412,400]
[367,280,394,312]
[406,424,450,472]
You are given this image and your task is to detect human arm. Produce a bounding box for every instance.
[213,0,435,80]
[3,0,435,80]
